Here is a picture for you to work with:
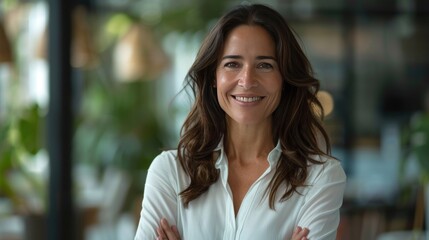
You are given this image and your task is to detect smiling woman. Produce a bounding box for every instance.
[216,25,283,127]
[134,3,346,240]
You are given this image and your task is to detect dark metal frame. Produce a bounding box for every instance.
[48,0,75,239]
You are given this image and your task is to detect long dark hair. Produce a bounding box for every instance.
[178,3,330,208]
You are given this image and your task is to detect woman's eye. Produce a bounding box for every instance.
[224,62,239,68]
[257,62,273,69]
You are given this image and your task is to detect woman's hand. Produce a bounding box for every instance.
[156,218,181,240]
[290,226,309,240]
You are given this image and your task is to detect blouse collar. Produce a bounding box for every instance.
[214,138,282,169]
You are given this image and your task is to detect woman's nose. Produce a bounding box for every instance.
[237,67,258,90]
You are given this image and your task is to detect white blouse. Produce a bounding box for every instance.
[134,140,346,240]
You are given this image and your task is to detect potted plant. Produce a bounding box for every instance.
[0,103,48,240]
[401,110,429,236]
[73,76,168,223]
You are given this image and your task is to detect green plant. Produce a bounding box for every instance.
[0,103,46,213]
[74,77,167,193]
[401,112,429,184]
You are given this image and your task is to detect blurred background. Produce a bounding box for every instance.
[0,0,428,239]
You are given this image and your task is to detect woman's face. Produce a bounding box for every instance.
[215,25,283,127]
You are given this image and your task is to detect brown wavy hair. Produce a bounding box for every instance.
[178,3,330,209]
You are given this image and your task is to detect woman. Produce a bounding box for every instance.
[134,3,346,240]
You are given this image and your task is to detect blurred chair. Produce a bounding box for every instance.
[377,231,427,240]
[0,215,24,240]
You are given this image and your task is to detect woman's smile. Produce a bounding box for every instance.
[232,95,264,103]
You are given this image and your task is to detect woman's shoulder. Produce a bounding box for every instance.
[149,149,191,178]
[307,155,347,184]
[309,154,342,167]
[155,149,179,160]
[147,149,180,174]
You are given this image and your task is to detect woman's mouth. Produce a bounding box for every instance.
[233,96,264,103]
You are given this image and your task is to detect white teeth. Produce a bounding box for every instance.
[235,96,262,102]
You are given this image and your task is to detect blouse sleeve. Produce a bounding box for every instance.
[134,151,180,240]
[296,158,347,240]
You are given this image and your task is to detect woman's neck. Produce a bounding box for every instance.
[224,121,275,164]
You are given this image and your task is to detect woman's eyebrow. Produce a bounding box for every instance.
[256,56,276,60]
[221,55,276,60]
[221,55,242,60]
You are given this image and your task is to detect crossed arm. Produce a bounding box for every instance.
[134,153,346,240]
[156,218,310,240]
